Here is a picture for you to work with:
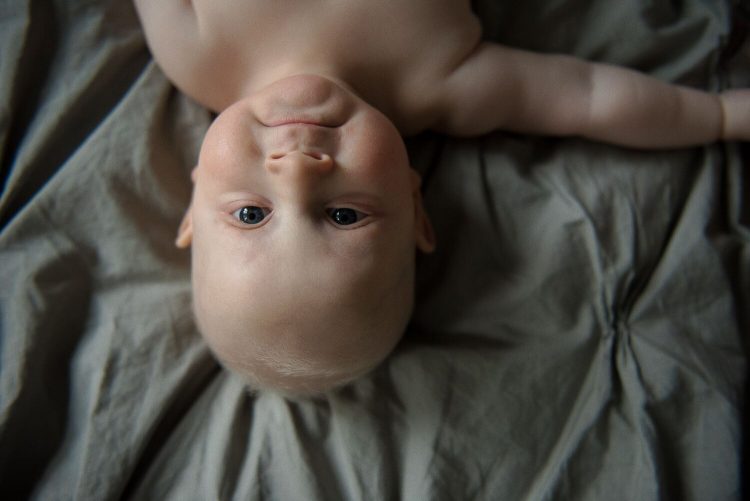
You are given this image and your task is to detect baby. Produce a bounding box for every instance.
[134,0,749,395]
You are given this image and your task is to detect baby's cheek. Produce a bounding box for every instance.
[353,146,412,194]
[199,110,265,178]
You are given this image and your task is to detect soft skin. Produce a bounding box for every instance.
[176,76,435,394]
[134,0,750,394]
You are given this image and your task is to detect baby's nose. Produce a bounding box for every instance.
[265,151,334,177]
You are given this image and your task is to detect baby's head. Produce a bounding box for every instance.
[176,75,435,395]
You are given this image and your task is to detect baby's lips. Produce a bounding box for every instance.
[263,118,333,127]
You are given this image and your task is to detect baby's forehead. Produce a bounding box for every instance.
[198,234,404,319]
[241,245,380,298]
[196,250,392,355]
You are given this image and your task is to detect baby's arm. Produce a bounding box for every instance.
[434,42,749,148]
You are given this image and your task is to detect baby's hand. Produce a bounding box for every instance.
[720,89,750,141]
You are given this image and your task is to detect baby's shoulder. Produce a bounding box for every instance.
[135,0,483,120]
[134,0,244,110]
[341,0,483,132]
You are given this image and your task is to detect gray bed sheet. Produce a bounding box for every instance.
[1,0,748,499]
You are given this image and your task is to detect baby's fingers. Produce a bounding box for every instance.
[720,89,750,141]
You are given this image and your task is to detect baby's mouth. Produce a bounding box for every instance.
[263,119,335,127]
[264,122,338,156]
[267,150,329,161]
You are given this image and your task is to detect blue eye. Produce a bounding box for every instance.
[327,208,365,226]
[233,206,269,225]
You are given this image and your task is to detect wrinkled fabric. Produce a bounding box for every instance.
[0,0,747,499]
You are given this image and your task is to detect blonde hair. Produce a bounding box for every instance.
[192,265,414,397]
[218,345,382,397]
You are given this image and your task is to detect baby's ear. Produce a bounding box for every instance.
[410,169,436,253]
[175,167,197,249]
[175,205,193,249]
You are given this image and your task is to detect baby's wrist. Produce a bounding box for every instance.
[719,89,750,142]
[718,93,728,141]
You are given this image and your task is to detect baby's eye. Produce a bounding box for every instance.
[327,207,366,226]
[233,206,270,225]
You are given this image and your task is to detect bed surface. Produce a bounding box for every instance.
[1,0,748,499]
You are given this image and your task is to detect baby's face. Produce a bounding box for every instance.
[181,75,434,393]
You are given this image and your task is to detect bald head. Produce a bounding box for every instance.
[192,234,416,395]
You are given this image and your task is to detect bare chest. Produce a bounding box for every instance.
[189,0,481,128]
